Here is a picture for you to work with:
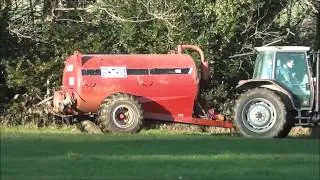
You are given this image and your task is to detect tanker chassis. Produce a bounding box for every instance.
[53,45,233,133]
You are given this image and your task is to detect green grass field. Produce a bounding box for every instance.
[1,127,319,180]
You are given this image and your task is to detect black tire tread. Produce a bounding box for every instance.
[233,88,291,138]
[97,93,143,133]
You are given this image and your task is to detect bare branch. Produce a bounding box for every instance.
[304,0,319,13]
[6,0,181,43]
[54,18,99,25]
[8,28,47,43]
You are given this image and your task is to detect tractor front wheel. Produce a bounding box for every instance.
[233,88,291,138]
[98,93,143,133]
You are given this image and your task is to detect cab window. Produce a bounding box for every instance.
[253,52,274,79]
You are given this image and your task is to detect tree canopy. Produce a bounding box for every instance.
[0,0,319,121]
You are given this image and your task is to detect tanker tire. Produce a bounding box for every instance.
[233,88,291,138]
[97,93,143,133]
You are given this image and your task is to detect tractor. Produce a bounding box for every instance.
[233,46,320,138]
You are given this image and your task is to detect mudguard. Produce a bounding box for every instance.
[236,79,298,110]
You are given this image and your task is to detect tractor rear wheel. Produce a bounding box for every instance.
[98,93,143,133]
[233,88,291,138]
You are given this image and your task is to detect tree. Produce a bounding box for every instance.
[0,0,318,124]
[313,0,320,49]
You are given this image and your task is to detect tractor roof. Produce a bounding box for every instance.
[255,46,310,52]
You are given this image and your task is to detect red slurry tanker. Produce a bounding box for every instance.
[53,45,233,133]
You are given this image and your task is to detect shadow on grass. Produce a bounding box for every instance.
[1,133,319,157]
[1,132,319,180]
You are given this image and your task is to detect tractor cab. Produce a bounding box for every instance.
[252,46,312,108]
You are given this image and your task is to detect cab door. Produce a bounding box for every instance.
[275,51,311,108]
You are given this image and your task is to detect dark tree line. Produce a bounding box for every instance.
[0,0,319,125]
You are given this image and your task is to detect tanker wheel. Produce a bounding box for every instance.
[98,93,143,133]
[233,88,291,138]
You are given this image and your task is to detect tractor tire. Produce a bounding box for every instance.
[277,112,294,138]
[233,88,291,138]
[97,93,143,133]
